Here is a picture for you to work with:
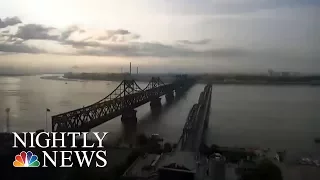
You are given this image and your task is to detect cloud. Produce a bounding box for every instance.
[114,29,130,35]
[60,25,82,40]
[1,11,317,62]
[0,18,260,59]
[96,29,140,42]
[0,43,44,54]
[76,41,248,58]
[161,0,320,15]
[1,30,9,33]
[72,65,79,69]
[177,39,211,45]
[131,34,141,40]
[14,24,59,41]
[62,40,102,48]
[0,17,22,29]
[0,19,143,55]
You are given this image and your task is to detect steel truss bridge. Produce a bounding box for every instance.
[178,84,212,152]
[52,76,194,132]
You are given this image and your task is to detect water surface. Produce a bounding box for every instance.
[0,75,319,158]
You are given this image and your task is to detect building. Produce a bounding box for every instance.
[122,151,196,180]
[122,153,161,179]
[209,154,226,180]
[236,159,258,178]
[268,69,275,76]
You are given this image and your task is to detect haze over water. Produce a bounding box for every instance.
[0,75,319,160]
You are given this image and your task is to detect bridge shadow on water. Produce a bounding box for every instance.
[120,92,189,145]
[139,94,188,123]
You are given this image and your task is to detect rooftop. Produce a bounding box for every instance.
[158,151,197,173]
[123,154,161,178]
[122,151,197,179]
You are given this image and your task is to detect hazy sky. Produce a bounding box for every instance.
[0,0,319,73]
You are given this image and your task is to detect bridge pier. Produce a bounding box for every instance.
[150,97,162,109]
[121,109,137,124]
[175,87,184,97]
[165,91,174,102]
[121,109,137,146]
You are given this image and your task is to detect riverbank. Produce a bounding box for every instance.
[60,72,320,85]
[205,80,320,86]
[40,75,83,81]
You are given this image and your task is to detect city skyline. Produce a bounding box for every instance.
[0,0,319,73]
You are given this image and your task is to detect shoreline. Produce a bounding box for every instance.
[41,75,320,86]
[205,81,320,86]
[40,75,83,82]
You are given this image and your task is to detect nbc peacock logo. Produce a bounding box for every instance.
[13,151,40,167]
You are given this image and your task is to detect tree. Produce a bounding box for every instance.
[199,143,210,155]
[137,133,148,146]
[255,159,283,180]
[240,159,283,180]
[172,143,177,149]
[163,142,172,153]
[210,144,219,151]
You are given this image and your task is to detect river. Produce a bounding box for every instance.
[0,75,319,159]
